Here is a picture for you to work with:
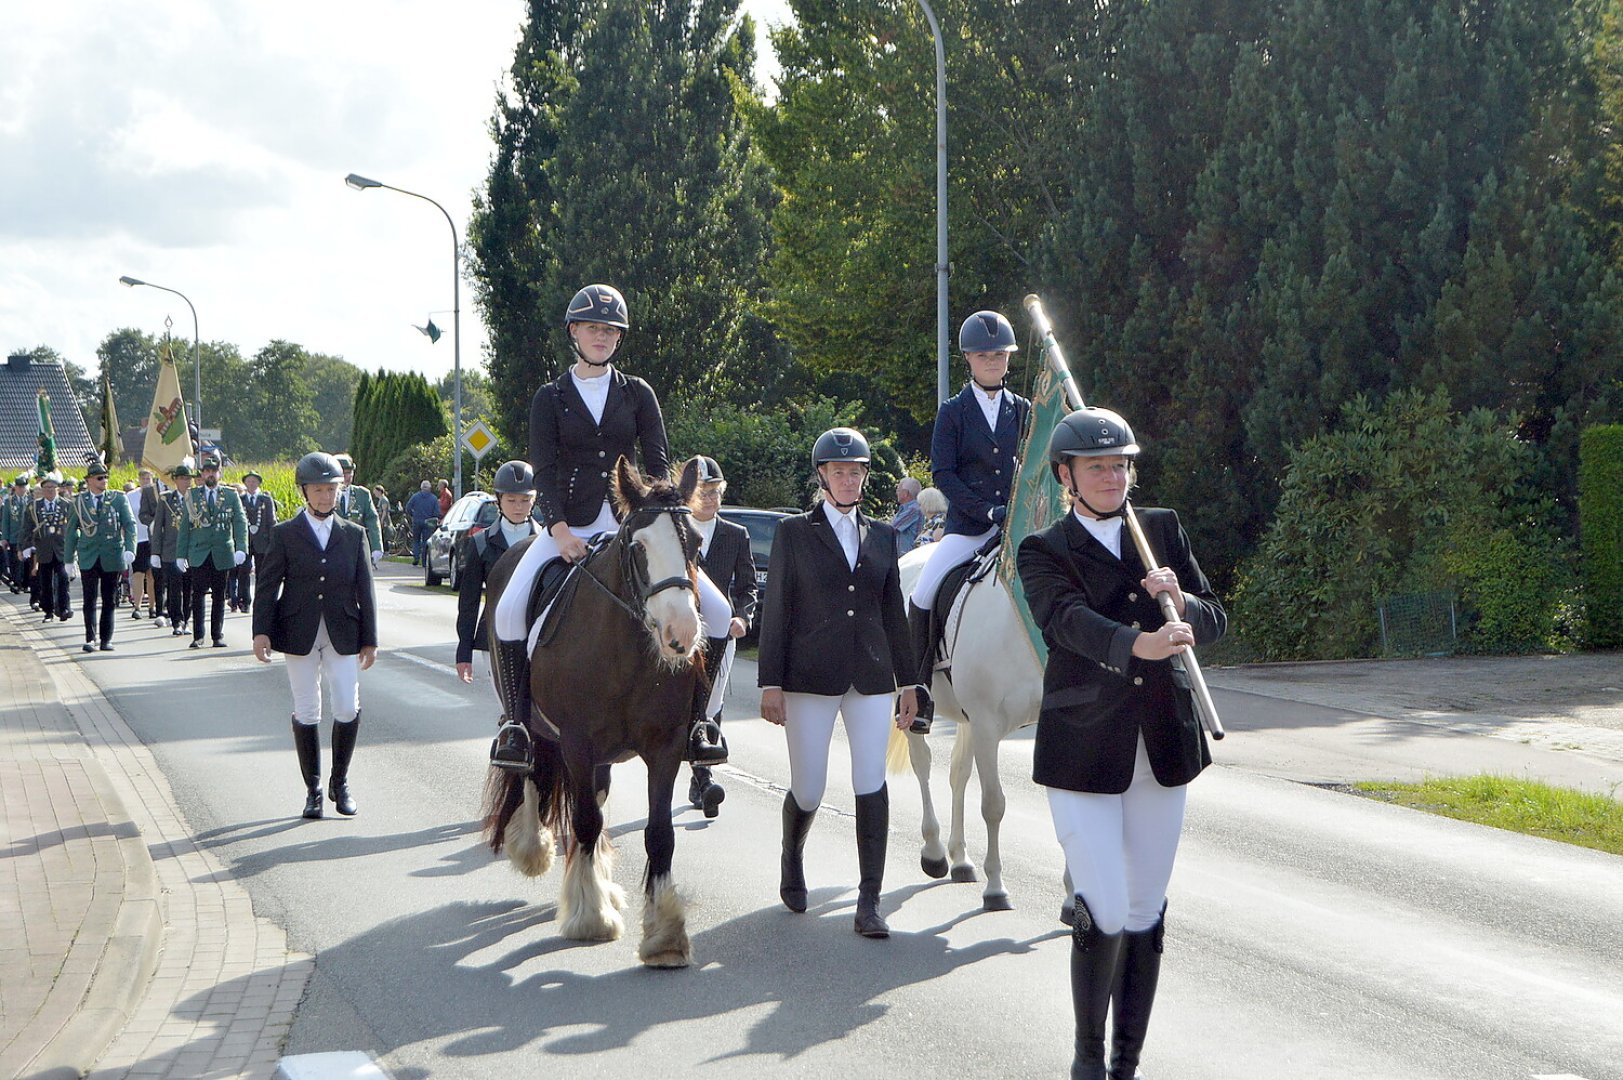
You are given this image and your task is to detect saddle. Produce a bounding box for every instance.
[921,536,1003,674]
[522,536,612,655]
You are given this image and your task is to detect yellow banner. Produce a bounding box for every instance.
[141,340,194,476]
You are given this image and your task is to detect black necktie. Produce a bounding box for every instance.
[93,495,101,512]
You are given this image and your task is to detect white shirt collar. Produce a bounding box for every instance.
[975,386,1005,430]
[303,508,335,548]
[1073,509,1123,559]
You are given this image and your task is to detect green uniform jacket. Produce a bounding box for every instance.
[65,490,137,572]
[175,484,248,568]
[338,485,382,557]
[2,494,29,544]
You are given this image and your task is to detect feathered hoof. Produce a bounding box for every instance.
[982,891,1013,912]
[558,899,626,942]
[950,864,979,884]
[921,854,950,879]
[556,851,626,941]
[504,781,554,878]
[638,879,691,969]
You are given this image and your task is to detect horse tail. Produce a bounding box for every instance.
[886,722,912,774]
[481,766,525,855]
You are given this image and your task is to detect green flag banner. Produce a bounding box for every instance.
[35,390,57,476]
[996,357,1072,669]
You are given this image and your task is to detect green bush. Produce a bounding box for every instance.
[1231,389,1566,660]
[1444,523,1576,654]
[1579,425,1623,648]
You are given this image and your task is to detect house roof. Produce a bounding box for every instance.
[0,355,98,476]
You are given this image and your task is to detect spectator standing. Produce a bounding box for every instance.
[890,477,923,554]
[913,487,948,547]
[405,480,440,566]
[437,479,453,517]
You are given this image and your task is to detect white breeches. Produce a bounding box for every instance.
[492,500,730,641]
[909,527,997,609]
[1046,734,1187,935]
[782,689,893,809]
[285,618,361,726]
[705,637,736,720]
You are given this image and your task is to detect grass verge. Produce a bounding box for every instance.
[1353,774,1623,857]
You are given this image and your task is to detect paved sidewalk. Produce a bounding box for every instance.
[0,595,311,1079]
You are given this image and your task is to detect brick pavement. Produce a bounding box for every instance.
[0,596,311,1079]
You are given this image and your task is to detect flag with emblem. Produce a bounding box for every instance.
[98,373,121,467]
[35,389,57,476]
[142,338,194,476]
[996,356,1072,668]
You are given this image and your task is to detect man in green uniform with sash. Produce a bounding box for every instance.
[22,472,72,620]
[176,453,247,649]
[334,454,384,567]
[66,460,137,652]
[1,475,31,593]
[146,460,194,635]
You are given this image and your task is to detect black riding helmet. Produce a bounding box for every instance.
[565,284,630,368]
[1048,407,1139,516]
[492,460,536,495]
[295,453,345,519]
[959,310,1019,354]
[813,427,870,511]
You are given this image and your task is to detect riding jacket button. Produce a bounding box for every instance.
[847,584,855,592]
[600,471,608,478]
[847,610,855,617]
[317,593,324,600]
[599,450,606,458]
[1131,621,1141,629]
[1133,676,1143,686]
[1128,592,1138,602]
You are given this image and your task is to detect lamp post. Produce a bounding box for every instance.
[916,0,950,405]
[344,173,465,498]
[118,275,201,432]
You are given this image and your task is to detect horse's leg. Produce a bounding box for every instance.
[971,721,1011,910]
[947,722,977,883]
[556,759,626,941]
[505,750,558,878]
[909,730,949,879]
[637,748,690,969]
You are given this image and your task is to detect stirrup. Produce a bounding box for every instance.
[490,719,534,772]
[689,719,728,766]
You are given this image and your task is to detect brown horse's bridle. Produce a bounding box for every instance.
[577,504,696,623]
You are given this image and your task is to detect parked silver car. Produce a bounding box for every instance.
[424,492,496,589]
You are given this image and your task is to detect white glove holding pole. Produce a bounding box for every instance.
[123,550,136,568]
[150,555,162,569]
[371,548,383,566]
[66,563,78,580]
[233,550,246,567]
[21,547,33,560]
[176,558,188,573]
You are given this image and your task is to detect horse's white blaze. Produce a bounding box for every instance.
[632,514,701,662]
[637,876,691,969]
[898,547,1043,909]
[506,777,555,878]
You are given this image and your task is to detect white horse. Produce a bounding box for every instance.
[890,543,1046,912]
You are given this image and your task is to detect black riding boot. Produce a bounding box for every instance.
[1070,896,1125,1080]
[906,602,936,734]
[1108,905,1165,1080]
[853,785,891,938]
[328,713,359,816]
[490,639,535,770]
[688,765,725,818]
[292,719,322,820]
[779,791,817,913]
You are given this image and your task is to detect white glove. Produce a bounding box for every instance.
[66,564,79,580]
[150,555,162,569]
[123,550,136,568]
[371,548,383,566]
[20,547,32,560]
[233,550,247,567]
[176,558,189,573]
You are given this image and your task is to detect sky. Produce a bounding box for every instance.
[0,1,796,388]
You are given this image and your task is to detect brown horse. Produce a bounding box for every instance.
[480,457,703,967]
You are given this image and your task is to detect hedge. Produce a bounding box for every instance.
[1580,425,1623,648]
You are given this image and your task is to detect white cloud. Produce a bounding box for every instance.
[0,0,788,398]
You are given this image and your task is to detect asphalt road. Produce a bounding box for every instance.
[50,563,1623,1080]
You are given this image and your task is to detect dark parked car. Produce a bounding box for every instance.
[716,507,790,643]
[424,492,497,589]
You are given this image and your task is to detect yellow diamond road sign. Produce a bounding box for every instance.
[462,420,496,460]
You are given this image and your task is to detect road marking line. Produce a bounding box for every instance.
[1532,1073,1593,1079]
[389,649,455,676]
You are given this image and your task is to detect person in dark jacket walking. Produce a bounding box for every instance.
[455,461,539,688]
[238,470,278,612]
[757,428,917,938]
[404,481,441,566]
[253,452,379,820]
[907,311,1032,732]
[1016,407,1225,1080]
[684,455,757,818]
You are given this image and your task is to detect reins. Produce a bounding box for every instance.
[573,504,696,625]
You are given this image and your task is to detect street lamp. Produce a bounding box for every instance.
[915,0,950,405]
[344,172,465,498]
[119,275,202,433]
